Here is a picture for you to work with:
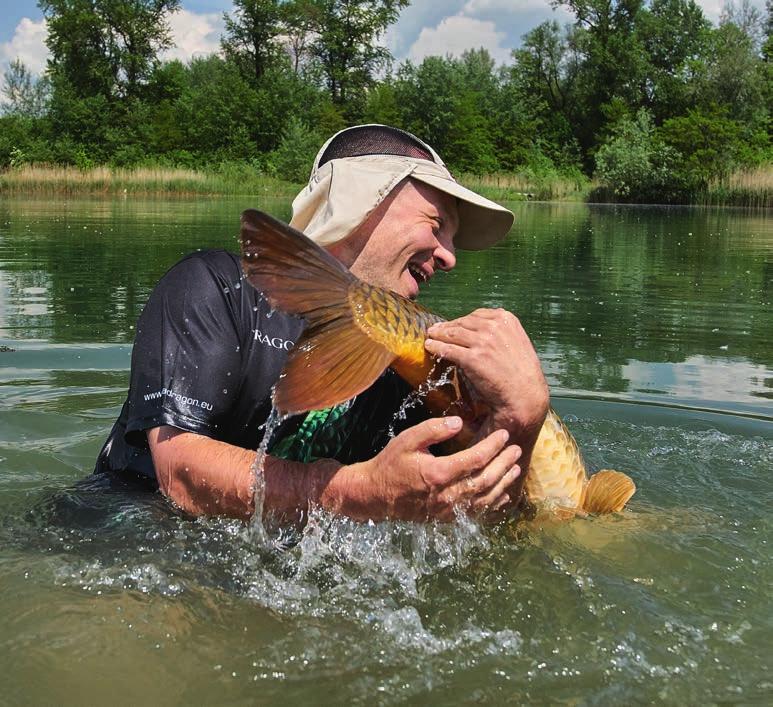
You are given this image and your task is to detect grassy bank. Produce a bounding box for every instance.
[699,165,773,209]
[0,163,589,202]
[459,171,590,202]
[0,164,302,197]
[1,163,769,207]
[588,164,772,208]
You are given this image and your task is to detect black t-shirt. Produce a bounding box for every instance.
[95,250,423,483]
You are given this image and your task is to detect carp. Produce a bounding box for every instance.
[240,210,635,516]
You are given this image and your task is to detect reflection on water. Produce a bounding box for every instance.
[1,198,769,413]
[0,197,771,704]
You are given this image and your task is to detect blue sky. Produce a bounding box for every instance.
[0,0,759,78]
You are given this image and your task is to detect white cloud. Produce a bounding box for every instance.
[407,15,510,64]
[0,17,48,76]
[462,0,553,13]
[0,9,224,80]
[162,9,224,63]
[696,0,726,22]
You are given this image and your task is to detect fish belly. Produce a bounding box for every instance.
[525,409,587,508]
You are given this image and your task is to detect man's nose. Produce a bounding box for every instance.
[434,240,456,271]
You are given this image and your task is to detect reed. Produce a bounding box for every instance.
[3,163,769,207]
[0,164,301,196]
[459,171,590,202]
[700,165,772,209]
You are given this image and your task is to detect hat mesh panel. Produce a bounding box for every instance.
[317,126,434,167]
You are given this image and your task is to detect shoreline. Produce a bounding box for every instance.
[0,164,770,209]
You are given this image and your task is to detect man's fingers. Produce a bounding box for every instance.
[435,429,513,483]
[424,338,472,366]
[424,324,477,349]
[437,442,520,503]
[471,464,521,513]
[394,415,463,452]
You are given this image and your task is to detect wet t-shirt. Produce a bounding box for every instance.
[95,249,423,483]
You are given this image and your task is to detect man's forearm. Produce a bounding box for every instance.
[147,426,342,521]
[147,425,391,523]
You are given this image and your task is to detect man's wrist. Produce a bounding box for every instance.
[306,459,387,522]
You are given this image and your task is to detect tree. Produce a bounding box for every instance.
[221,0,285,83]
[594,108,682,201]
[690,21,766,124]
[282,0,320,74]
[2,59,50,117]
[552,0,648,160]
[660,106,746,187]
[507,21,583,169]
[39,0,181,100]
[394,55,498,173]
[635,0,710,123]
[721,0,765,53]
[307,0,409,115]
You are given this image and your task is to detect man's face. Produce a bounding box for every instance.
[328,179,460,299]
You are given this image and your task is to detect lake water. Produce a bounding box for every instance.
[0,197,771,704]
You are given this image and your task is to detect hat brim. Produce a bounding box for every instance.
[410,173,514,251]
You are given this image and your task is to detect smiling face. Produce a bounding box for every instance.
[327,179,460,299]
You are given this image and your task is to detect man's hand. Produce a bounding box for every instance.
[321,416,521,523]
[425,309,548,430]
[148,418,521,524]
[423,309,549,502]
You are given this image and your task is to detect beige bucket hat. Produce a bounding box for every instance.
[289,125,514,251]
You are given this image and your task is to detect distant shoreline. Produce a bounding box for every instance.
[1,164,769,209]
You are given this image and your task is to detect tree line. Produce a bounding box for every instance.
[1,0,771,203]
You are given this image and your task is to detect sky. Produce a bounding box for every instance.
[0,0,762,79]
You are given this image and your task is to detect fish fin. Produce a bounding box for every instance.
[239,210,396,415]
[581,470,636,514]
[240,208,354,319]
[275,322,395,415]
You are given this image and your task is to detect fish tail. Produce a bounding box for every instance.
[240,209,395,415]
[581,470,636,514]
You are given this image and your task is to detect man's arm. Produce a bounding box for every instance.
[424,309,550,503]
[148,416,522,523]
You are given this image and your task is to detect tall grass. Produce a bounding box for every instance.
[459,171,590,202]
[2,163,769,207]
[0,164,301,196]
[700,165,772,209]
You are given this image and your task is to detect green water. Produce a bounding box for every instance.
[0,197,771,705]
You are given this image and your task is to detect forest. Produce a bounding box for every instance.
[1,0,771,204]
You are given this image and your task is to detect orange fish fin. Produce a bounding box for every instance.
[582,470,636,514]
[239,209,397,415]
[274,321,395,415]
[240,208,354,320]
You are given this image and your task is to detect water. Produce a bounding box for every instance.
[0,197,771,704]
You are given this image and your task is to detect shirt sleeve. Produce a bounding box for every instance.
[122,252,247,445]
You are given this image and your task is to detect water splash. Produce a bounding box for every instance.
[389,357,455,437]
[249,405,287,547]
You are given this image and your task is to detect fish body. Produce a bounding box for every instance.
[241,210,635,515]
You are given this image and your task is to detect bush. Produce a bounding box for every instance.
[265,119,323,183]
[594,109,686,202]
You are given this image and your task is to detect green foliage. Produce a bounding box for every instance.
[307,0,409,115]
[265,118,323,183]
[221,0,285,83]
[394,54,499,173]
[659,107,747,187]
[594,109,684,201]
[2,59,50,117]
[40,0,180,100]
[0,0,765,206]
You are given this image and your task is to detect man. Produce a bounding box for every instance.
[95,125,549,524]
